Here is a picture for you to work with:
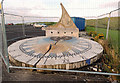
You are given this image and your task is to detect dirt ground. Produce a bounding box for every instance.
[1,25,111,83]
[2,61,110,83]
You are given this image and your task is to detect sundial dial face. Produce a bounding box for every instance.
[8,36,103,68]
[19,36,91,59]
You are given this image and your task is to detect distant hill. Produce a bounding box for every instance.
[86,17,119,30]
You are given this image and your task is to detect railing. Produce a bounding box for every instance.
[0,0,120,77]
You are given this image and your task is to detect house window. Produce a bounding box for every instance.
[71,32,73,34]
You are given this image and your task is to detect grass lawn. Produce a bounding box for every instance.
[86,27,119,53]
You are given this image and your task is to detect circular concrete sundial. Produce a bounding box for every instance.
[8,36,103,69]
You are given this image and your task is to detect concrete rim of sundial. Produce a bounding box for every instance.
[8,36,103,70]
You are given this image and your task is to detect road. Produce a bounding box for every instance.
[5,25,45,41]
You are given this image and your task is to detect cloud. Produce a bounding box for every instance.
[99,1,118,9]
[2,0,120,22]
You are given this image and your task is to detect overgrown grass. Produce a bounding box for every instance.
[86,27,119,53]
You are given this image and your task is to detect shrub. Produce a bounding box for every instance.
[88,31,97,37]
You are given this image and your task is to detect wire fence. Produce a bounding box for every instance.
[0,15,2,53]
[86,9,119,53]
[4,14,59,42]
[0,2,120,76]
[85,8,120,75]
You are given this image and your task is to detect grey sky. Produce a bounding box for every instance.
[0,0,119,23]
[1,0,119,17]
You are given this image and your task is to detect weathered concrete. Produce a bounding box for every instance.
[45,3,79,38]
[8,36,103,70]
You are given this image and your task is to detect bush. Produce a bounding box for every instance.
[89,31,104,41]
[88,31,97,37]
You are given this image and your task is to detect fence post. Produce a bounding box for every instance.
[1,0,10,73]
[22,16,26,37]
[106,13,111,40]
[95,17,98,31]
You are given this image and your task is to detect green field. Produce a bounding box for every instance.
[86,27,119,52]
[86,17,120,75]
[86,16,119,53]
[16,22,57,26]
[86,17,119,30]
[36,22,57,26]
